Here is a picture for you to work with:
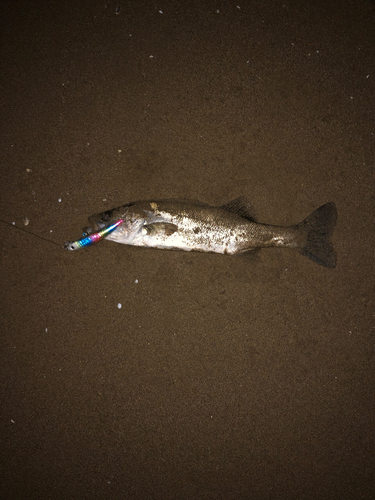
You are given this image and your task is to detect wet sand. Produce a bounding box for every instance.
[1,1,374,498]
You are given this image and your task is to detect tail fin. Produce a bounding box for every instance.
[297,202,337,268]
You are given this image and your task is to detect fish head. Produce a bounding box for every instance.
[86,203,146,241]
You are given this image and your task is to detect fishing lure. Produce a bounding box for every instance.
[64,219,123,251]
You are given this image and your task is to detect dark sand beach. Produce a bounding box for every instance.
[1,1,374,498]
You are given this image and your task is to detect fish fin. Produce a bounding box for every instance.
[238,248,261,261]
[221,197,257,222]
[143,222,178,237]
[297,202,337,268]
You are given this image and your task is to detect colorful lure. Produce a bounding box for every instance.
[64,219,123,251]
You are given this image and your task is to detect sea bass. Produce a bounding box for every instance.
[65,198,337,268]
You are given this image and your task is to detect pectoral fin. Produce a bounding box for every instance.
[143,223,178,237]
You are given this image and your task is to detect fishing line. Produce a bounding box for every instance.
[0,219,62,247]
[0,218,124,251]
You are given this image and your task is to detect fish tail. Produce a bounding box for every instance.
[297,202,337,268]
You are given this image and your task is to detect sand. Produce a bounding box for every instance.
[1,1,374,498]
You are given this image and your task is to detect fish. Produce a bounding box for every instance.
[65,198,337,268]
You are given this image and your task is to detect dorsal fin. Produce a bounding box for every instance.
[220,197,257,222]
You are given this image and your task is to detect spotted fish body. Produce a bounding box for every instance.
[79,198,337,268]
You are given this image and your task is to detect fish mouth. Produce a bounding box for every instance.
[82,226,94,235]
[87,209,117,232]
[84,221,106,234]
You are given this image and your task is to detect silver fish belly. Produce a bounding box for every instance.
[80,198,337,267]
